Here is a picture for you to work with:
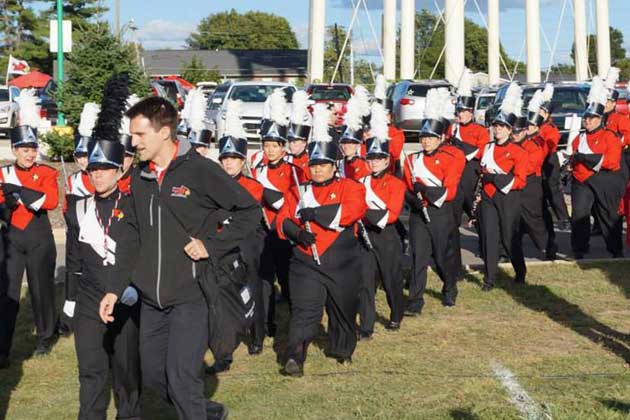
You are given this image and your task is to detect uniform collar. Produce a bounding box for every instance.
[586,126,602,135]
[14,162,35,172]
[95,187,121,202]
[312,177,335,187]
[372,169,387,179]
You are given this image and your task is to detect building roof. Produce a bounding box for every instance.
[141,49,308,78]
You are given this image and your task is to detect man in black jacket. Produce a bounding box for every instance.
[99,97,260,420]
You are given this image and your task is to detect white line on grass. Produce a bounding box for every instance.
[491,361,552,420]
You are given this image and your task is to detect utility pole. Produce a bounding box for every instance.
[334,23,344,83]
[115,0,120,38]
[56,0,65,126]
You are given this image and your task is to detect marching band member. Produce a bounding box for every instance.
[357,102,406,339]
[277,103,366,376]
[67,103,100,198]
[602,67,630,179]
[478,83,528,290]
[286,90,312,182]
[404,89,464,313]
[569,77,625,259]
[0,89,59,368]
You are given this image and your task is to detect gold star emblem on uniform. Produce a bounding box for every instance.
[32,173,39,181]
[435,159,440,164]
[330,193,336,200]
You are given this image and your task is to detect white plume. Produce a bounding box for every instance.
[353,85,371,117]
[605,66,620,90]
[440,89,456,121]
[587,76,608,105]
[457,68,473,97]
[423,88,444,121]
[15,89,40,129]
[528,90,544,113]
[500,82,523,116]
[343,94,364,131]
[224,100,247,139]
[311,103,332,142]
[369,102,389,140]
[126,94,140,109]
[374,74,388,101]
[290,90,310,125]
[180,89,196,121]
[119,95,140,136]
[542,83,554,102]
[78,102,101,137]
[189,88,208,132]
[269,88,289,126]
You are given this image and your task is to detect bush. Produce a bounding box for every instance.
[41,130,75,161]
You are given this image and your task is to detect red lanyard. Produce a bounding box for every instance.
[94,192,121,259]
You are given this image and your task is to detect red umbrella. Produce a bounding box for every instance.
[9,71,53,89]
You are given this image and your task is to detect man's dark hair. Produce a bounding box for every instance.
[125,96,178,140]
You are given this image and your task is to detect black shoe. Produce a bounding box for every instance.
[336,357,352,366]
[442,296,456,307]
[0,354,9,369]
[573,252,585,260]
[248,344,263,355]
[514,276,526,284]
[283,358,303,377]
[404,305,422,317]
[385,321,400,331]
[481,283,494,292]
[33,336,57,357]
[206,400,228,420]
[358,331,373,341]
[266,324,277,338]
[612,251,624,259]
[205,359,231,375]
[545,244,558,261]
[57,320,72,337]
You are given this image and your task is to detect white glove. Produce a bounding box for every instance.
[120,286,138,306]
[63,300,76,318]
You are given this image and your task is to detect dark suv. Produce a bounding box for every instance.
[486,82,590,148]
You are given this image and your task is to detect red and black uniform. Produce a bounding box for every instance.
[277,177,366,365]
[357,171,406,335]
[250,150,297,335]
[388,125,405,176]
[540,120,570,224]
[403,147,463,310]
[286,151,310,183]
[516,134,554,256]
[570,127,625,257]
[339,156,371,181]
[118,170,132,194]
[478,140,528,287]
[0,163,59,360]
[604,110,630,180]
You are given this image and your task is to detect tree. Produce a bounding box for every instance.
[56,22,150,126]
[571,26,626,72]
[187,9,298,50]
[323,24,375,85]
[180,55,221,85]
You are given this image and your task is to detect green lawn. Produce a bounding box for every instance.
[3,262,630,419]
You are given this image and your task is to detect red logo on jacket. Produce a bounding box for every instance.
[171,185,191,198]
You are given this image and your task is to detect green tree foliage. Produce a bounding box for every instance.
[56,22,150,126]
[180,55,221,85]
[323,24,379,86]
[187,9,298,50]
[571,26,626,71]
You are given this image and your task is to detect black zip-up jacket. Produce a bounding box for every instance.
[64,189,139,319]
[130,139,260,308]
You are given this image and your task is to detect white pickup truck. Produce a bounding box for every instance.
[0,85,20,137]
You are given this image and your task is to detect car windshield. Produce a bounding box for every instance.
[523,87,588,114]
[229,85,285,103]
[0,89,9,102]
[407,84,450,97]
[617,88,628,100]
[477,96,494,109]
[309,86,352,101]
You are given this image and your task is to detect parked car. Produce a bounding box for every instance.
[206,81,296,143]
[388,79,453,140]
[37,80,58,125]
[615,82,628,115]
[473,87,497,126]
[304,83,353,127]
[152,79,188,109]
[486,82,590,148]
[196,81,218,99]
[0,85,20,137]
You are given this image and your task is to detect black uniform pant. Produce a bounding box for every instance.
[461,160,481,218]
[0,223,57,358]
[407,204,458,311]
[259,230,292,334]
[287,240,361,364]
[571,172,625,256]
[74,302,141,420]
[621,148,630,182]
[452,187,466,274]
[542,153,570,222]
[358,224,405,334]
[140,299,209,420]
[479,189,526,286]
[520,175,550,253]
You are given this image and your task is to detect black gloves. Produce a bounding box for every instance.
[413,182,426,194]
[2,183,21,196]
[296,230,316,247]
[298,207,317,222]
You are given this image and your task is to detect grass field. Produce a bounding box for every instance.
[2,261,630,419]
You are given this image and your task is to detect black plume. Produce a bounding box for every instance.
[92,73,130,142]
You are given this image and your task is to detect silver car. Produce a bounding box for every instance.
[0,86,20,137]
[474,90,496,126]
[206,81,296,143]
[389,80,452,135]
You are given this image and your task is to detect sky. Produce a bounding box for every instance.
[104,0,630,69]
